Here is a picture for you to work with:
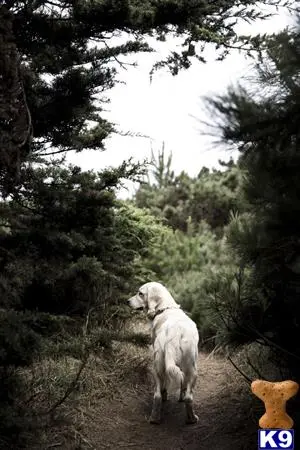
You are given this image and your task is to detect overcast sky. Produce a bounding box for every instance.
[67,6,292,197]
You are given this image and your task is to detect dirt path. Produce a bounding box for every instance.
[85,352,259,450]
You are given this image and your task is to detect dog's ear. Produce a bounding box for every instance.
[146,284,160,317]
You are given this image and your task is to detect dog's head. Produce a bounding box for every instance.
[127,282,178,319]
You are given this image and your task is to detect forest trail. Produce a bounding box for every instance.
[80,352,259,450]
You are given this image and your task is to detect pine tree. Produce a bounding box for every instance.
[0,161,162,314]
[150,143,175,188]
[205,16,300,375]
[0,0,292,190]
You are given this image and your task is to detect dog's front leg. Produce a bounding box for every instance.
[149,372,162,424]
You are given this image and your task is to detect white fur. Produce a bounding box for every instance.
[127,282,199,424]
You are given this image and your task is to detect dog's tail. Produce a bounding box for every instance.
[165,346,184,390]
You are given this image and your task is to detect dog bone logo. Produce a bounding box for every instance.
[251,380,299,429]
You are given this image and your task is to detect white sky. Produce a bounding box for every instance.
[67,6,292,198]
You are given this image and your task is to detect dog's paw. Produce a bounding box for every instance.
[186,414,199,425]
[149,416,161,424]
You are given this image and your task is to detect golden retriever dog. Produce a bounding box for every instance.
[127,281,199,425]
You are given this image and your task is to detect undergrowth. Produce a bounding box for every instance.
[0,309,151,449]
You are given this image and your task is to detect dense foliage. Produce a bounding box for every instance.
[134,151,243,343]
[205,17,300,376]
[0,162,163,315]
[135,149,243,233]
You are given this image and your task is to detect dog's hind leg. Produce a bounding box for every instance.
[161,385,168,402]
[149,371,163,424]
[178,379,187,402]
[184,369,198,424]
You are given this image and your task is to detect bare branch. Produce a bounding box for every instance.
[227,355,252,384]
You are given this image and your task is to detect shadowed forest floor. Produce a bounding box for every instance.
[25,319,270,450]
[70,352,260,450]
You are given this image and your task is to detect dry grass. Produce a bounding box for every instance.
[18,319,152,449]
[14,319,288,450]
